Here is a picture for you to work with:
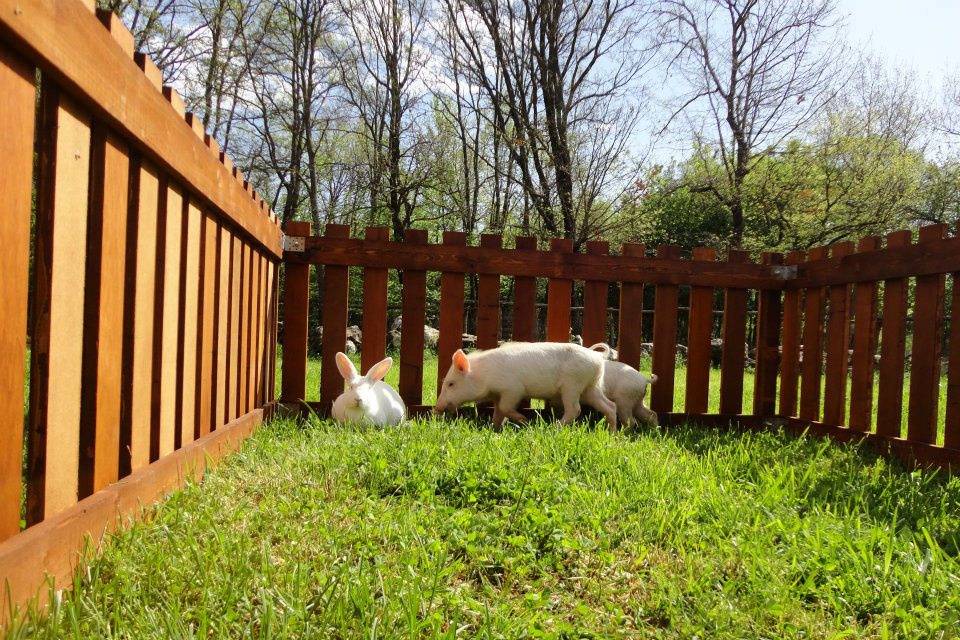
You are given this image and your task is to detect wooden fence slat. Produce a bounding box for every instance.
[753,253,783,417]
[241,245,254,414]
[229,234,243,418]
[320,224,351,410]
[907,225,947,444]
[476,234,503,350]
[0,45,34,540]
[822,242,854,427]
[26,84,91,524]
[437,231,467,390]
[195,215,217,438]
[719,250,750,415]
[582,241,610,347]
[399,229,429,406]
[280,222,311,404]
[176,200,202,449]
[685,247,716,414]
[214,228,230,428]
[251,252,265,408]
[546,238,574,342]
[79,125,129,498]
[266,260,280,405]
[778,251,804,417]
[256,253,269,407]
[245,251,260,411]
[946,244,960,448]
[799,246,829,422]
[155,182,181,460]
[876,230,912,438]
[848,236,881,431]
[651,245,681,413]
[360,227,389,375]
[512,237,538,342]
[617,243,646,369]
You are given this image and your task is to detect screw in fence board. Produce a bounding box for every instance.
[399,229,429,406]
[582,241,610,347]
[799,246,829,422]
[26,80,92,526]
[651,245,681,413]
[319,224,351,411]
[848,236,881,432]
[908,224,948,444]
[876,230,912,438]
[685,247,716,414]
[546,238,574,342]
[281,222,311,404]
[477,234,503,349]
[753,252,783,417]
[0,45,35,541]
[617,243,646,369]
[155,182,182,462]
[822,242,854,427]
[778,250,804,417]
[719,250,751,415]
[361,227,391,375]
[437,231,467,391]
[78,123,129,499]
[512,237,539,343]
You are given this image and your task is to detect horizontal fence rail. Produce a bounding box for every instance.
[0,1,280,625]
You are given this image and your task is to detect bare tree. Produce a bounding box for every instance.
[655,0,845,246]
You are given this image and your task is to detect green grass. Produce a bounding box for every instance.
[8,416,960,638]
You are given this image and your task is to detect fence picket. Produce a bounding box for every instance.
[280,222,311,404]
[822,242,854,427]
[799,246,828,422]
[778,251,804,417]
[753,253,783,417]
[229,233,243,419]
[320,224,351,409]
[848,236,881,431]
[617,243,645,369]
[176,200,202,448]
[876,230,912,437]
[908,225,947,444]
[720,250,750,415]
[582,241,610,347]
[546,238,574,342]
[399,229,429,406]
[196,215,218,437]
[651,245,681,413]
[214,228,230,428]
[685,247,715,414]
[477,234,503,349]
[512,237,538,342]
[0,45,34,540]
[946,241,960,448]
[360,227,389,374]
[437,231,467,390]
[155,182,182,460]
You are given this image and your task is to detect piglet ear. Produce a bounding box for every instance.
[336,352,358,380]
[365,357,393,382]
[453,349,470,373]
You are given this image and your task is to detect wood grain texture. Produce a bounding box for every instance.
[753,253,783,417]
[320,224,351,409]
[237,244,250,415]
[196,215,218,438]
[651,245,681,413]
[0,0,282,256]
[245,250,260,410]
[799,247,829,422]
[0,46,34,540]
[79,125,129,498]
[177,200,202,448]
[229,234,243,418]
[399,230,428,406]
[848,237,881,432]
[546,238,574,342]
[476,234,503,350]
[876,231,912,438]
[214,228,231,429]
[512,237,538,343]
[685,247,716,414]
[280,222,311,403]
[437,231,467,390]
[617,243,646,369]
[27,85,91,524]
[822,242,854,427]
[156,183,182,459]
[360,227,389,374]
[581,241,610,347]
[778,251,804,417]
[719,251,750,415]
[907,225,947,444]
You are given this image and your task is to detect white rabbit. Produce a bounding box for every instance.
[331,352,406,426]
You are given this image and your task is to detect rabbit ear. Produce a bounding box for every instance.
[336,352,358,380]
[365,357,393,382]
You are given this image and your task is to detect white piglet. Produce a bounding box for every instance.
[588,343,658,428]
[331,352,406,426]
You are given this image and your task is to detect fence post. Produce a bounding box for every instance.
[753,252,783,417]
[280,221,311,405]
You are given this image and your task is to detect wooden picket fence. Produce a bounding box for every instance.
[0,0,281,623]
[282,224,960,469]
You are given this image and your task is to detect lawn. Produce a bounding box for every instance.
[8,416,960,638]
